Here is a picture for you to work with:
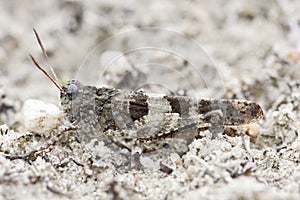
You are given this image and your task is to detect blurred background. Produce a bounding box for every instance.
[1,0,299,103]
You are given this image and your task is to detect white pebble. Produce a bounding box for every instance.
[22,99,61,135]
[140,156,157,169]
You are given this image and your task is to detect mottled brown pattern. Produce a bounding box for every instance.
[164,96,190,118]
[60,80,263,140]
[129,93,149,121]
[197,99,264,126]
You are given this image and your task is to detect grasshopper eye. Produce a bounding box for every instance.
[66,83,78,95]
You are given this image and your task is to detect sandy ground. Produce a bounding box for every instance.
[1,0,300,199]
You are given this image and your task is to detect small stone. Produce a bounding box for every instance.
[245,123,259,137]
[84,167,93,176]
[93,160,108,168]
[187,165,199,180]
[170,153,181,165]
[140,156,156,169]
[22,99,61,136]
[160,161,174,174]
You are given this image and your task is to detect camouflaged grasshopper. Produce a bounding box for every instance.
[29,29,263,146]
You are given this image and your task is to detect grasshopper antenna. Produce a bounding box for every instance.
[29,54,63,91]
[30,29,63,91]
[33,29,60,83]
